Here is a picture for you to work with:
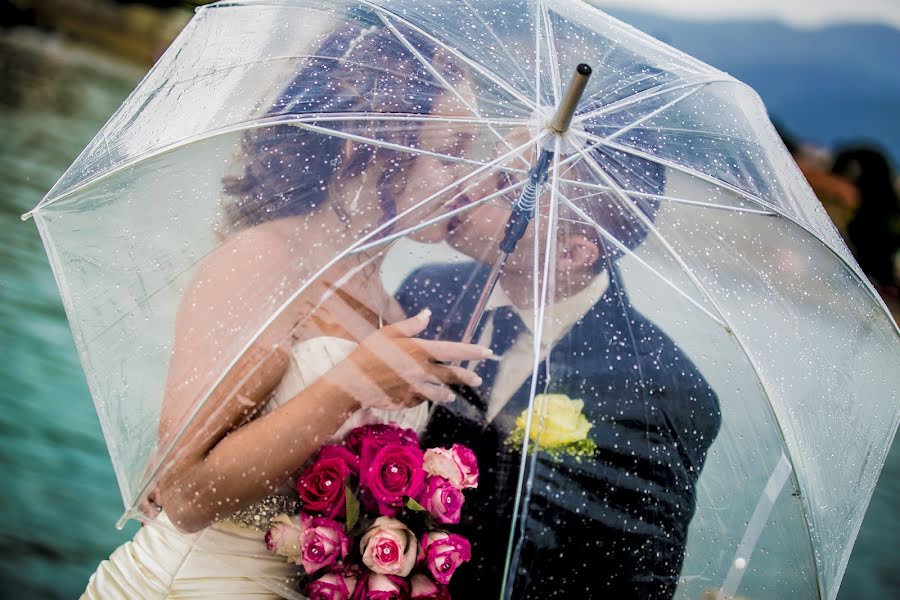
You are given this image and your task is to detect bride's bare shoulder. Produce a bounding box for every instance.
[200,218,307,278]
[173,218,312,324]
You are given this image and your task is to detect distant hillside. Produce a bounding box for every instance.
[603,8,900,163]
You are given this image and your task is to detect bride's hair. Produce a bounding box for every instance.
[221,20,466,232]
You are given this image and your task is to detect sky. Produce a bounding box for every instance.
[594,0,900,30]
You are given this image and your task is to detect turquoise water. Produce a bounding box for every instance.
[0,33,142,598]
[0,29,897,599]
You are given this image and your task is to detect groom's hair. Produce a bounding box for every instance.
[564,136,665,271]
[220,17,466,233]
[561,61,672,270]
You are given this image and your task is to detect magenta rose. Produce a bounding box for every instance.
[360,443,425,516]
[450,444,478,489]
[410,573,450,600]
[360,516,418,577]
[297,515,350,575]
[320,445,360,475]
[297,449,355,518]
[346,423,419,456]
[418,476,464,525]
[418,531,471,585]
[264,513,304,561]
[306,564,361,600]
[362,574,409,600]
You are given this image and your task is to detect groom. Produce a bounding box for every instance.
[395,154,721,598]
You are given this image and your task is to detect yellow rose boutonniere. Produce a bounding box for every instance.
[508,394,596,461]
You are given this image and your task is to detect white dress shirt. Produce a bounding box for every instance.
[477,270,611,422]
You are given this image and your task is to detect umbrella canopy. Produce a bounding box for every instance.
[26,0,899,598]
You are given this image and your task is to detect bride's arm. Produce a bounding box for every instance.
[158,349,363,533]
[155,223,487,534]
[154,222,351,533]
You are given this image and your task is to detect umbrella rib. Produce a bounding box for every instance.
[287,120,482,165]
[559,181,777,216]
[378,12,536,171]
[127,54,435,105]
[573,74,737,125]
[533,0,542,106]
[547,0,710,72]
[196,2,531,111]
[570,129,898,323]
[503,136,563,598]
[352,178,530,253]
[272,111,527,126]
[604,84,708,142]
[458,0,535,89]
[81,178,531,355]
[626,124,769,148]
[82,174,525,374]
[571,128,781,211]
[540,0,562,104]
[558,195,726,327]
[575,69,660,115]
[279,55,526,114]
[34,112,529,213]
[357,0,536,110]
[574,143,732,324]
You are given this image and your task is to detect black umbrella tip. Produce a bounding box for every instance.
[577,63,592,76]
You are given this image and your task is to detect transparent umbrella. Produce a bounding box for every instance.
[24,1,899,599]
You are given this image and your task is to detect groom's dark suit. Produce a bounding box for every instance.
[397,263,721,599]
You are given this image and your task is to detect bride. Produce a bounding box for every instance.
[83,22,488,599]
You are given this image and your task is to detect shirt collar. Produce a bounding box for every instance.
[486,269,611,343]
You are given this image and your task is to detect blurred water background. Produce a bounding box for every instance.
[1,4,898,599]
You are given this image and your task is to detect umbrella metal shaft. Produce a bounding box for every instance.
[457,63,592,351]
[459,147,554,347]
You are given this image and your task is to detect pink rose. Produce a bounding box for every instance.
[360,443,425,516]
[418,531,471,585]
[306,564,361,600]
[450,444,478,489]
[360,516,418,577]
[362,574,409,600]
[410,573,450,600]
[298,515,350,574]
[422,448,462,488]
[345,423,419,457]
[264,513,304,561]
[297,451,354,518]
[422,446,478,490]
[419,476,464,525]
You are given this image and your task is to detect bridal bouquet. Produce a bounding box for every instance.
[265,423,478,600]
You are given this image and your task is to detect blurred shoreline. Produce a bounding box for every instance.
[4,0,190,66]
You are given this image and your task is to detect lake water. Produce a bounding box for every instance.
[0,29,896,599]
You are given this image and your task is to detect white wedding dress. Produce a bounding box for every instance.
[82,336,429,599]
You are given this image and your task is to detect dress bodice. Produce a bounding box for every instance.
[264,335,430,438]
[225,335,429,528]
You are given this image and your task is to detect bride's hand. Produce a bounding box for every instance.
[329,309,491,410]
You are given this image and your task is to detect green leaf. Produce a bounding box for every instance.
[345,485,360,531]
[406,497,427,512]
